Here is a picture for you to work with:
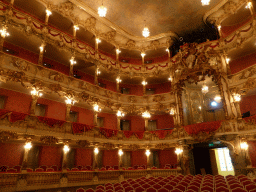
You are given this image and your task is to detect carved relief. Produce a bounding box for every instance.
[0,130,18,142]
[155,143,170,150]
[128,144,140,151]
[77,140,90,148]
[40,136,59,145]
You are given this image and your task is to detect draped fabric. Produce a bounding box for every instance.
[37,116,65,127]
[184,120,222,135]
[99,128,118,138]
[0,109,10,119]
[72,122,94,134]
[134,131,144,139]
[0,109,29,123]
[123,131,134,138]
[243,115,256,123]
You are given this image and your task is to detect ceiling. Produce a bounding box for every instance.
[83,0,222,37]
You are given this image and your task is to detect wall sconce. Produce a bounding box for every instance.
[142,111,151,119]
[142,81,148,86]
[240,141,248,150]
[175,148,183,155]
[166,48,169,52]
[214,95,222,103]
[116,77,122,83]
[145,149,151,156]
[117,110,125,117]
[46,9,52,16]
[201,84,209,94]
[63,145,70,153]
[39,46,44,53]
[96,69,101,75]
[65,98,75,105]
[70,57,77,65]
[168,76,173,82]
[246,2,252,9]
[74,25,79,31]
[116,49,121,54]
[141,52,146,57]
[226,57,230,64]
[0,26,10,38]
[217,25,221,30]
[233,93,241,102]
[94,147,99,154]
[31,88,43,97]
[24,142,32,150]
[118,149,123,156]
[96,38,101,44]
[170,108,176,116]
[94,104,101,112]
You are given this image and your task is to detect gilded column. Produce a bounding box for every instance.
[62,144,70,171]
[30,89,43,115]
[38,41,46,65]
[93,147,99,170]
[22,142,32,171]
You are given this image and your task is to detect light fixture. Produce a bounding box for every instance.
[96,38,101,44]
[24,142,32,150]
[226,57,230,64]
[170,108,176,116]
[116,77,122,83]
[142,20,150,37]
[39,46,44,53]
[96,69,101,75]
[142,111,151,119]
[116,49,121,54]
[141,52,146,57]
[211,101,218,107]
[246,2,252,9]
[201,0,210,6]
[168,76,173,82]
[201,84,209,94]
[214,95,222,103]
[46,9,52,16]
[166,48,169,52]
[94,104,101,112]
[175,148,183,155]
[145,149,151,156]
[65,98,75,105]
[240,141,248,150]
[98,2,107,17]
[31,88,43,97]
[117,110,125,117]
[118,149,123,156]
[74,25,79,31]
[217,25,221,30]
[70,57,77,65]
[142,80,147,86]
[63,145,70,153]
[94,147,99,154]
[233,94,241,102]
[199,106,202,110]
[0,26,9,38]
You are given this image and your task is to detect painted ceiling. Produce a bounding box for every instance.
[82,0,222,37]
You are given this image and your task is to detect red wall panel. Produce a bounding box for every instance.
[147,82,171,94]
[71,106,94,125]
[151,114,174,129]
[131,151,147,166]
[38,146,62,168]
[103,150,119,167]
[158,148,177,168]
[123,116,145,131]
[98,112,117,129]
[75,148,93,166]
[230,52,256,74]
[37,98,66,121]
[240,95,256,116]
[0,88,31,114]
[249,141,256,167]
[0,143,23,167]
[43,57,69,76]
[119,84,144,96]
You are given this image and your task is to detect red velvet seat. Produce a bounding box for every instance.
[51,165,58,171]
[39,165,47,171]
[175,184,186,191]
[215,186,229,192]
[200,186,213,192]
[35,168,44,172]
[187,185,199,192]
[124,186,134,192]
[6,168,17,173]
[158,188,168,192]
[146,187,157,192]
[229,183,243,190]
[231,187,246,192]
[245,184,256,191]
[135,187,144,192]
[13,165,21,172]
[76,188,85,192]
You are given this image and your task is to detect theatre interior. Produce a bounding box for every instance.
[1,0,256,191]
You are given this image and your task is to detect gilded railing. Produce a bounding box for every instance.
[26,172,62,186]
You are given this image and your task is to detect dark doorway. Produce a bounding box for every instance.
[193,144,212,175]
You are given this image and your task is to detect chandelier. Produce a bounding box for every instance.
[142,27,150,38]
[94,104,101,112]
[98,0,107,17]
[117,110,125,117]
[142,111,151,119]
[0,26,9,38]
[70,57,77,65]
[201,0,210,6]
[201,84,209,94]
[214,95,221,103]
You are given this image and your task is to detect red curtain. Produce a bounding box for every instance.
[184,120,222,135]
[150,130,173,139]
[37,116,65,127]
[123,131,134,138]
[99,128,118,138]
[72,122,94,134]
[10,111,28,122]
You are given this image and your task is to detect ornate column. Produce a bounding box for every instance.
[141,52,145,65]
[30,88,43,115]
[95,37,101,53]
[94,66,100,85]
[93,104,101,126]
[73,25,79,39]
[116,75,122,92]
[175,146,183,170]
[118,149,123,168]
[38,41,46,65]
[69,56,76,77]
[21,142,32,172]
[232,93,242,119]
[62,144,70,171]
[142,78,147,96]
[93,147,99,170]
[116,47,121,68]
[65,97,76,121]
[45,9,52,25]
[145,149,151,169]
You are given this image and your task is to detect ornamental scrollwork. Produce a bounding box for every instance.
[0,130,18,142]
[40,136,59,145]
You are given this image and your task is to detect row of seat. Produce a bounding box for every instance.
[75,174,256,192]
